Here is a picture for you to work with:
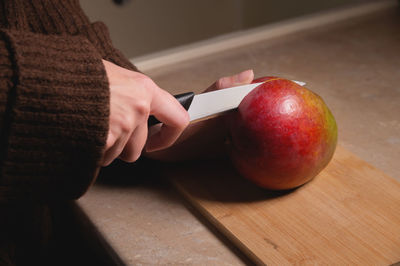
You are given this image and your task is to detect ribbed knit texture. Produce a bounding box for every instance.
[0,30,109,200]
[0,0,137,201]
[0,1,140,264]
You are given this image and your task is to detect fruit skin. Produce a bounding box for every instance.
[228,77,337,190]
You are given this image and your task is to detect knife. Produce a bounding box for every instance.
[148,80,306,126]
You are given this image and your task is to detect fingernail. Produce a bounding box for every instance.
[238,69,254,83]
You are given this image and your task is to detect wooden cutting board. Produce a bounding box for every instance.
[167,146,400,265]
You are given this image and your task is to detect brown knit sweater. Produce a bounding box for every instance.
[0,1,137,264]
[0,0,137,201]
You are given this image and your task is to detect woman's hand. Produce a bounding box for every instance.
[101,60,189,166]
[145,69,254,161]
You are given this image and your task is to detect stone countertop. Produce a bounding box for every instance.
[78,7,400,265]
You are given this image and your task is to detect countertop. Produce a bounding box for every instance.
[78,6,400,265]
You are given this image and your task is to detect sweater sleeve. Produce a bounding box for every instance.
[0,29,109,201]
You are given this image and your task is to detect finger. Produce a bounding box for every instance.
[102,135,127,166]
[146,88,189,152]
[146,123,183,152]
[205,69,254,92]
[101,133,116,166]
[101,107,137,166]
[119,123,148,162]
[101,115,135,166]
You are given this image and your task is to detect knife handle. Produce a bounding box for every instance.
[148,92,195,127]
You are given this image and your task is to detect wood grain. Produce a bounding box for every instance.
[167,146,400,265]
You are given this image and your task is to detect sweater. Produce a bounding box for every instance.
[0,0,136,202]
[0,1,138,264]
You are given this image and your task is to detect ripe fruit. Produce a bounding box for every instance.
[228,77,337,190]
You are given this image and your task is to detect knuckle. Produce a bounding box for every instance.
[135,100,150,117]
[119,114,134,133]
[216,78,226,89]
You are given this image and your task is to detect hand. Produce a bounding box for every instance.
[101,60,189,166]
[145,69,254,161]
[203,69,254,93]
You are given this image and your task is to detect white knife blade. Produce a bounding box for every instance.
[187,80,305,122]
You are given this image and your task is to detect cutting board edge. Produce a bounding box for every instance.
[171,180,267,265]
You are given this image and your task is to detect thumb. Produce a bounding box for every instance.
[206,69,254,92]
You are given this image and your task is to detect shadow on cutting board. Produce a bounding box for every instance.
[96,156,302,203]
[165,158,301,203]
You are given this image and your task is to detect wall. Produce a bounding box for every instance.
[80,0,369,58]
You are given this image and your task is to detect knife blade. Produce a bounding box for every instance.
[148,80,305,126]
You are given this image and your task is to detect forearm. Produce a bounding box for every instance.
[0,29,109,201]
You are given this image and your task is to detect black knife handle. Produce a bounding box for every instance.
[148,92,195,127]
